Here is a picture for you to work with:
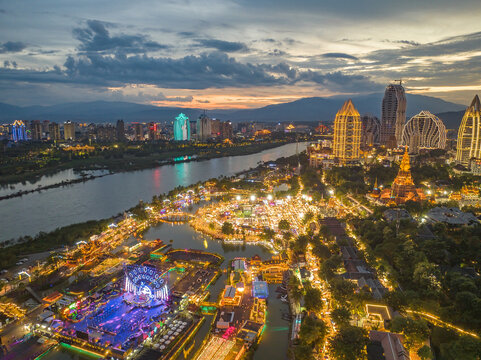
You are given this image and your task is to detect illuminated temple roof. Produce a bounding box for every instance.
[369,148,425,205]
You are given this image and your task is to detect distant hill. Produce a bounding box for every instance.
[226,93,466,122]
[0,93,466,124]
[435,110,465,130]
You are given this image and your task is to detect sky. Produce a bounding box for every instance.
[0,0,481,109]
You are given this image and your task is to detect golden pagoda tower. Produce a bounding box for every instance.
[390,148,418,203]
[333,99,362,164]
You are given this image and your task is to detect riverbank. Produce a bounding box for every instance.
[0,139,297,187]
[0,142,309,244]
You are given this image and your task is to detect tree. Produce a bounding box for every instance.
[329,277,356,304]
[261,227,275,240]
[319,255,342,280]
[278,219,291,231]
[329,325,369,360]
[312,243,331,260]
[389,317,430,350]
[299,316,328,347]
[289,274,304,302]
[221,221,234,235]
[384,290,407,311]
[295,316,328,359]
[440,336,481,360]
[304,286,323,314]
[417,345,433,360]
[303,210,314,225]
[331,307,351,327]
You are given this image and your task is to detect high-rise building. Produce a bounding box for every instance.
[211,119,221,138]
[116,119,125,141]
[220,121,233,140]
[173,113,190,141]
[148,122,158,141]
[41,120,50,136]
[31,120,42,140]
[456,95,481,167]
[96,125,115,141]
[197,114,212,141]
[401,111,446,154]
[132,123,144,141]
[11,120,27,142]
[361,114,380,148]
[48,122,61,141]
[380,82,406,148]
[64,121,75,140]
[333,99,362,164]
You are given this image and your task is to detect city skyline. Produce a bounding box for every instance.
[0,1,480,108]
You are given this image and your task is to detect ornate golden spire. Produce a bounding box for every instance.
[400,147,411,173]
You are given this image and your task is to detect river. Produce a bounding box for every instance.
[42,223,291,360]
[0,142,307,243]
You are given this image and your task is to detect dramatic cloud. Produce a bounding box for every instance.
[0,0,480,106]
[322,52,358,60]
[0,41,27,53]
[194,39,248,52]
[73,20,167,54]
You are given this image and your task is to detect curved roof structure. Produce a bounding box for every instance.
[401,110,446,153]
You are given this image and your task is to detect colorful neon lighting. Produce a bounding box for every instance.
[124,265,169,301]
[173,113,190,141]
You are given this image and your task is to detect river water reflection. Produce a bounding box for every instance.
[0,142,307,242]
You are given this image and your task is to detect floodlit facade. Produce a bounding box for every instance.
[361,114,380,148]
[174,113,190,141]
[401,111,446,153]
[456,95,481,166]
[380,83,406,147]
[63,121,75,141]
[333,99,361,163]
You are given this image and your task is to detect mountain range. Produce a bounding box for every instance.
[0,93,468,129]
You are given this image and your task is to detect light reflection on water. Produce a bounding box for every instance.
[0,142,307,242]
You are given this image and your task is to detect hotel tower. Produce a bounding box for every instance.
[456,95,481,167]
[333,99,362,164]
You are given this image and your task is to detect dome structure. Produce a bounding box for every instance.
[401,110,446,153]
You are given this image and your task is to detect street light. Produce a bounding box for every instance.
[236,195,241,201]
[250,195,256,202]
[267,194,273,201]
[328,189,334,195]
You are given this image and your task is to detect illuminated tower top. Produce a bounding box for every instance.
[456,95,481,166]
